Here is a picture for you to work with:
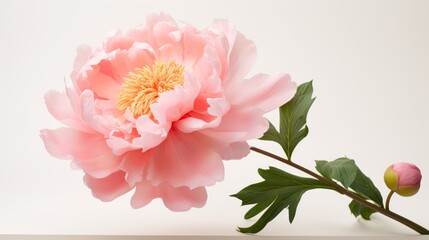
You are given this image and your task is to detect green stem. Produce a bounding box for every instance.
[250,146,429,235]
[386,190,394,211]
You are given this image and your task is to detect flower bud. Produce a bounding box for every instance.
[384,162,422,197]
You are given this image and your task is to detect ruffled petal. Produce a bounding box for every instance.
[182,29,207,67]
[94,100,134,135]
[218,141,250,160]
[146,130,224,189]
[80,90,107,134]
[131,180,207,211]
[126,43,156,72]
[120,150,153,186]
[187,56,223,100]
[209,106,268,141]
[86,68,121,100]
[175,98,230,133]
[210,19,236,57]
[44,90,91,132]
[103,29,135,52]
[150,72,200,124]
[125,13,177,48]
[106,44,156,84]
[132,115,171,152]
[157,43,183,63]
[84,171,132,201]
[153,20,180,47]
[40,128,121,178]
[225,31,256,85]
[70,44,93,82]
[227,73,297,112]
[106,134,138,156]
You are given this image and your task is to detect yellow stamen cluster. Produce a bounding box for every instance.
[117,60,185,118]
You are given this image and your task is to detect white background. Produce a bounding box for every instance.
[1,0,429,236]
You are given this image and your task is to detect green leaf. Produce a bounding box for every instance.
[347,168,384,219]
[315,157,384,220]
[232,167,333,233]
[260,121,283,145]
[350,169,384,207]
[259,81,315,160]
[349,200,376,220]
[279,81,315,160]
[315,158,358,189]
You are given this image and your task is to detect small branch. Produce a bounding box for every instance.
[250,146,429,235]
[386,190,394,211]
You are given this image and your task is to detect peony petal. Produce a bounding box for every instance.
[70,44,92,82]
[132,115,171,152]
[157,43,183,63]
[174,116,213,133]
[126,43,156,72]
[394,163,422,186]
[40,128,121,178]
[84,171,132,201]
[76,46,156,92]
[80,90,131,138]
[153,20,180,47]
[175,98,230,133]
[103,29,135,52]
[130,180,156,209]
[161,185,207,211]
[86,68,121,100]
[182,29,207,67]
[147,130,224,189]
[131,180,207,211]
[210,106,269,141]
[120,150,153,186]
[225,31,256,84]
[93,99,123,119]
[187,56,222,98]
[106,134,138,156]
[66,87,83,115]
[150,73,200,124]
[199,129,248,144]
[210,19,237,57]
[96,60,121,83]
[80,90,106,134]
[227,73,297,113]
[44,90,91,132]
[218,141,250,160]
[399,172,421,186]
[72,51,112,93]
[125,13,177,48]
[93,100,135,137]
[106,44,156,84]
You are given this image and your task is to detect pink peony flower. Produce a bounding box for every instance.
[384,162,422,197]
[40,13,297,211]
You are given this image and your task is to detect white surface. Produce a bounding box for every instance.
[1,0,429,236]
[2,236,429,240]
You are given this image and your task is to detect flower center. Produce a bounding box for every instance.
[117,60,185,118]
